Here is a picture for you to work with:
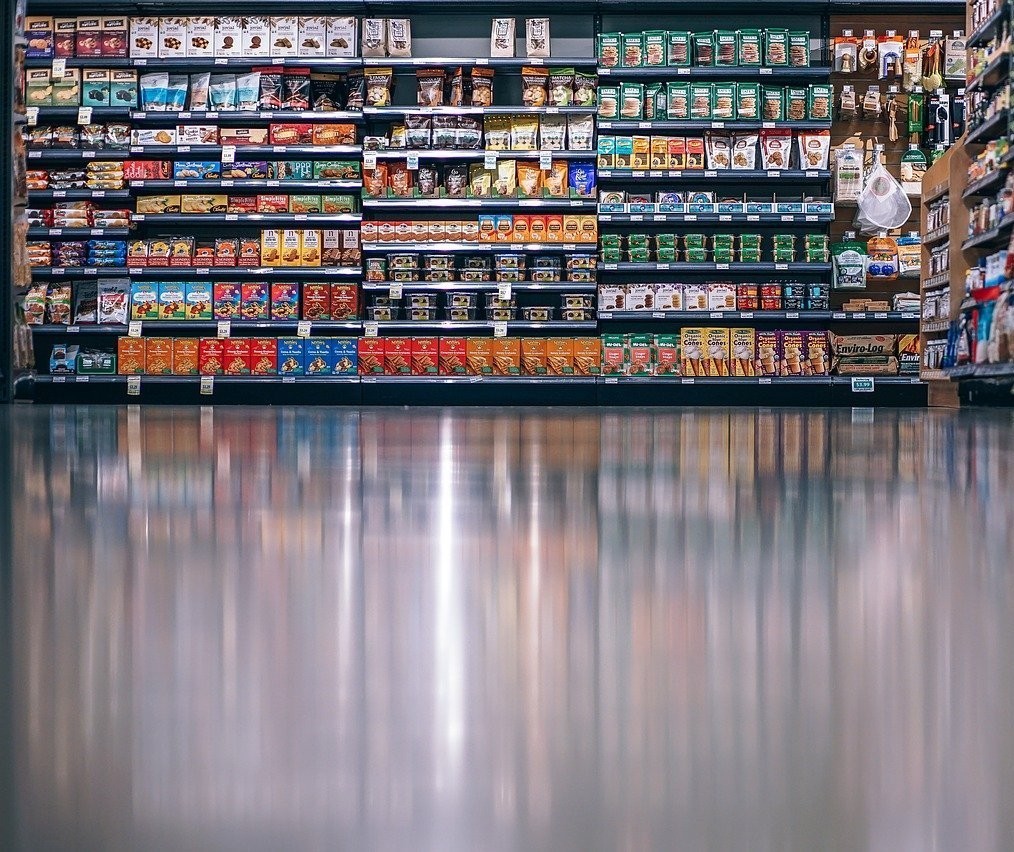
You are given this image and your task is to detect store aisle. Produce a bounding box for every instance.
[2,406,1014,851]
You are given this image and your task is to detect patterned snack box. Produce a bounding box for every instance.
[240,282,269,320]
[705,327,730,376]
[384,337,412,375]
[249,338,278,375]
[305,339,333,376]
[730,327,756,376]
[546,338,574,375]
[184,281,213,319]
[117,337,145,374]
[600,334,627,375]
[277,338,305,375]
[357,338,384,374]
[222,338,251,375]
[213,282,241,319]
[143,337,173,375]
[198,338,224,374]
[157,282,186,320]
[172,338,199,375]
[439,337,467,374]
[412,337,439,375]
[331,338,358,374]
[680,327,705,376]
[465,338,494,375]
[573,337,601,375]
[270,283,299,320]
[803,330,829,375]
[654,334,680,376]
[755,331,780,376]
[330,284,358,320]
[627,334,653,376]
[130,281,159,320]
[780,330,805,376]
[301,283,331,320]
[492,338,522,375]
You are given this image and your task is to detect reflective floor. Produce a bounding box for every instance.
[2,405,1014,851]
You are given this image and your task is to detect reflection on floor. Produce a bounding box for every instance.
[4,406,1014,851]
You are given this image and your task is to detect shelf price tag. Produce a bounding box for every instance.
[389,283,403,300]
[539,151,552,170]
[26,106,38,126]
[681,377,695,384]
[200,376,214,395]
[282,375,296,384]
[786,311,799,319]
[851,377,875,392]
[217,320,231,338]
[297,320,312,338]
[651,311,665,319]
[127,376,141,396]
[51,57,66,77]
[128,320,142,337]
[406,153,419,170]
[874,312,888,319]
[221,144,236,164]
[493,321,508,337]
[484,151,497,169]
[498,282,511,300]
[77,106,92,125]
[363,151,377,169]
[364,321,379,337]
[759,67,773,75]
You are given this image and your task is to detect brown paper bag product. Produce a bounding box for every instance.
[491,18,516,57]
[386,19,411,57]
[731,328,756,376]
[526,18,550,57]
[361,19,385,57]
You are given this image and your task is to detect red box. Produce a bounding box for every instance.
[198,338,225,374]
[358,338,384,374]
[384,337,412,375]
[222,338,251,375]
[411,337,439,375]
[213,283,241,319]
[269,123,313,145]
[256,194,290,214]
[439,337,467,375]
[330,284,358,320]
[300,283,330,320]
[123,160,171,180]
[227,195,258,214]
[240,282,269,320]
[249,338,278,375]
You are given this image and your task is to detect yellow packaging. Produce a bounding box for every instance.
[261,229,281,266]
[650,136,669,169]
[705,327,730,377]
[680,327,706,377]
[280,229,301,266]
[730,327,756,376]
[301,229,321,266]
[631,135,651,169]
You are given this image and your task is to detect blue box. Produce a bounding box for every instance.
[277,338,305,376]
[173,161,222,180]
[331,338,358,374]
[304,339,333,376]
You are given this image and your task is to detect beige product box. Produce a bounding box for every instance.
[707,282,736,311]
[386,19,411,57]
[326,17,358,57]
[280,229,302,266]
[214,17,244,57]
[730,327,756,376]
[705,327,730,376]
[52,68,81,105]
[131,127,177,146]
[680,327,706,376]
[187,17,215,57]
[625,283,655,311]
[261,229,282,266]
[244,17,270,56]
[25,68,54,106]
[270,17,299,57]
[158,18,188,58]
[654,282,683,311]
[491,18,516,57]
[300,229,322,266]
[176,124,218,145]
[298,17,327,57]
[75,17,102,57]
[683,281,707,311]
[598,285,626,311]
[526,18,550,57]
[129,17,159,58]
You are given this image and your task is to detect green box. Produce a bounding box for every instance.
[620,82,644,119]
[621,33,644,67]
[656,246,677,262]
[739,29,762,65]
[763,86,784,122]
[627,334,654,376]
[289,194,322,213]
[715,31,738,66]
[77,351,116,374]
[766,28,789,66]
[789,31,811,67]
[786,86,807,121]
[643,31,667,67]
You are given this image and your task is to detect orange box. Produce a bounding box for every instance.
[198,338,225,374]
[439,337,467,375]
[172,338,199,375]
[222,337,251,374]
[142,337,173,375]
[492,337,521,375]
[546,337,574,375]
[461,220,479,242]
[361,221,378,243]
[573,337,601,375]
[520,337,548,375]
[478,214,496,242]
[249,338,278,375]
[562,215,581,244]
[411,337,439,375]
[578,215,597,243]
[384,337,412,375]
[545,214,564,243]
[494,214,513,242]
[668,136,687,169]
[117,337,145,374]
[411,221,429,243]
[528,214,546,242]
[428,220,446,242]
[512,215,530,243]
[465,337,493,375]
[376,221,396,242]
[358,338,385,374]
[445,220,462,242]
[686,137,705,169]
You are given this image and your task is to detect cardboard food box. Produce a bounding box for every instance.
[130,281,159,320]
[54,18,77,57]
[301,283,330,320]
[326,17,358,57]
[158,17,187,58]
[780,330,805,376]
[25,69,54,107]
[186,17,214,57]
[410,337,439,375]
[157,282,186,320]
[239,282,268,320]
[330,284,358,320]
[270,283,299,320]
[172,338,199,375]
[654,334,680,376]
[270,16,299,57]
[573,337,601,375]
[331,338,358,374]
[384,337,412,375]
[144,337,173,375]
[627,333,653,376]
[755,330,780,376]
[492,338,521,375]
[242,16,270,57]
[546,337,574,375]
[803,330,829,375]
[25,17,55,59]
[280,230,301,267]
[680,327,706,377]
[305,339,333,375]
[213,282,241,319]
[198,338,225,374]
[705,327,730,376]
[184,281,213,320]
[249,338,278,375]
[300,229,322,266]
[357,338,384,374]
[277,338,304,375]
[117,337,145,374]
[439,337,467,375]
[465,337,494,375]
[76,17,103,57]
[600,334,626,375]
[129,17,159,58]
[260,230,282,266]
[730,328,756,376]
[53,68,81,106]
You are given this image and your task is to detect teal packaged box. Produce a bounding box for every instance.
[277,338,305,375]
[331,337,358,374]
[77,350,116,374]
[110,69,138,106]
[305,338,333,376]
[82,68,111,106]
[174,161,221,180]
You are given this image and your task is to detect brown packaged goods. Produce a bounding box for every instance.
[780,331,806,377]
[829,333,898,374]
[755,331,780,377]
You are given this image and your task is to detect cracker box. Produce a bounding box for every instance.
[494,338,522,375]
[110,69,138,106]
[53,68,81,106]
[600,334,626,375]
[222,338,250,375]
[240,282,269,320]
[597,137,616,169]
[260,230,281,266]
[705,327,730,376]
[249,338,278,375]
[130,281,159,320]
[144,337,173,375]
[101,16,128,57]
[186,17,215,57]
[214,17,243,57]
[578,215,597,243]
[25,69,54,107]
[129,17,159,58]
[512,215,530,243]
[157,282,186,320]
[730,328,756,376]
[780,330,805,376]
[270,17,299,57]
[627,334,653,376]
[330,284,358,320]
[573,337,601,375]
[755,330,780,376]
[172,338,199,375]
[270,283,299,320]
[331,338,358,374]
[280,230,301,267]
[465,337,494,375]
[384,337,412,375]
[305,339,333,375]
[277,338,304,375]
[439,337,467,375]
[117,337,145,374]
[357,338,384,374]
[301,283,330,320]
[158,18,187,59]
[301,229,322,266]
[25,16,55,59]
[803,330,830,375]
[654,334,680,376]
[184,281,213,319]
[680,327,706,377]
[326,16,357,57]
[198,338,225,374]
[76,17,102,57]
[546,337,574,375]
[213,282,241,319]
[243,16,270,57]
[411,337,439,375]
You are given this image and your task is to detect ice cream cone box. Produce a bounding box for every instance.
[680,327,706,377]
[730,327,756,376]
[755,330,780,376]
[803,330,828,375]
[705,327,730,377]
[780,330,805,376]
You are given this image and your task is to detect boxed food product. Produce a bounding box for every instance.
[654,334,679,376]
[54,18,77,58]
[249,338,278,375]
[277,338,304,375]
[53,68,81,105]
[214,17,243,57]
[326,17,357,57]
[803,330,829,375]
[117,337,145,374]
[755,330,780,376]
[213,282,241,319]
[730,328,756,376]
[157,282,185,320]
[494,338,522,375]
[172,338,199,375]
[270,283,299,319]
[357,338,384,374]
[627,334,653,376]
[26,17,55,59]
[198,338,225,374]
[573,338,600,375]
[519,338,547,375]
[680,327,706,376]
[305,339,332,375]
[298,17,327,57]
[130,281,159,320]
[184,281,212,319]
[704,327,730,376]
[384,337,411,375]
[75,17,102,57]
[439,337,467,374]
[25,69,54,107]
[331,338,357,374]
[270,17,299,57]
[600,334,626,375]
[187,17,214,57]
[158,17,187,58]
[465,337,493,374]
[144,337,173,375]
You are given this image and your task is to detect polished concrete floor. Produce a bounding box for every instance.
[2,405,1014,851]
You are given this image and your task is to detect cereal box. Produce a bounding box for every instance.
[117,337,145,374]
[277,338,304,375]
[305,339,333,375]
[144,337,173,375]
[627,334,653,376]
[331,338,358,374]
[574,337,601,375]
[600,334,626,375]
[213,282,241,319]
[730,328,756,376]
[412,337,439,375]
[357,338,384,374]
[705,327,730,376]
[654,334,680,376]
[755,330,780,376]
[465,338,493,375]
[301,284,330,321]
[780,330,805,377]
[270,283,299,320]
[680,327,705,376]
[130,281,159,320]
[439,337,467,375]
[384,337,412,375]
[198,338,224,374]
[157,282,186,320]
[546,338,574,375]
[172,338,199,375]
[249,338,277,375]
[493,338,522,376]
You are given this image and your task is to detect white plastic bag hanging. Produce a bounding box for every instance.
[855,161,912,232]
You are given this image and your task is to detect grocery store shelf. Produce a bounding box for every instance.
[26,56,362,70]
[600,375,831,385]
[30,266,362,279]
[924,224,950,245]
[362,282,596,292]
[131,213,361,224]
[598,261,831,273]
[129,110,364,123]
[34,106,132,119]
[368,149,592,160]
[829,375,923,385]
[363,56,596,68]
[597,168,830,181]
[598,310,919,322]
[29,321,362,335]
[964,110,1008,145]
[27,149,130,161]
[922,319,951,333]
[965,51,1010,94]
[922,271,950,289]
[126,144,362,157]
[363,106,594,117]
[27,227,129,238]
[365,320,597,333]
[362,197,595,210]
[28,189,132,200]
[363,242,595,253]
[968,2,1009,48]
[921,368,951,381]
[948,361,1014,379]
[597,65,831,79]
[923,179,950,204]
[597,119,832,131]
[961,217,1014,250]
[962,168,1007,199]
[25,56,132,68]
[598,212,832,224]
[130,180,361,191]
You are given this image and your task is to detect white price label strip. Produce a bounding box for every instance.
[498,282,511,301]
[297,320,311,338]
[127,376,141,396]
[484,151,497,169]
[493,321,508,337]
[217,320,231,338]
[200,376,214,395]
[364,321,379,337]
[127,320,142,337]
[221,144,236,164]
[539,151,552,171]
[363,151,377,169]
[77,106,92,126]
[26,107,38,126]
[51,58,66,77]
